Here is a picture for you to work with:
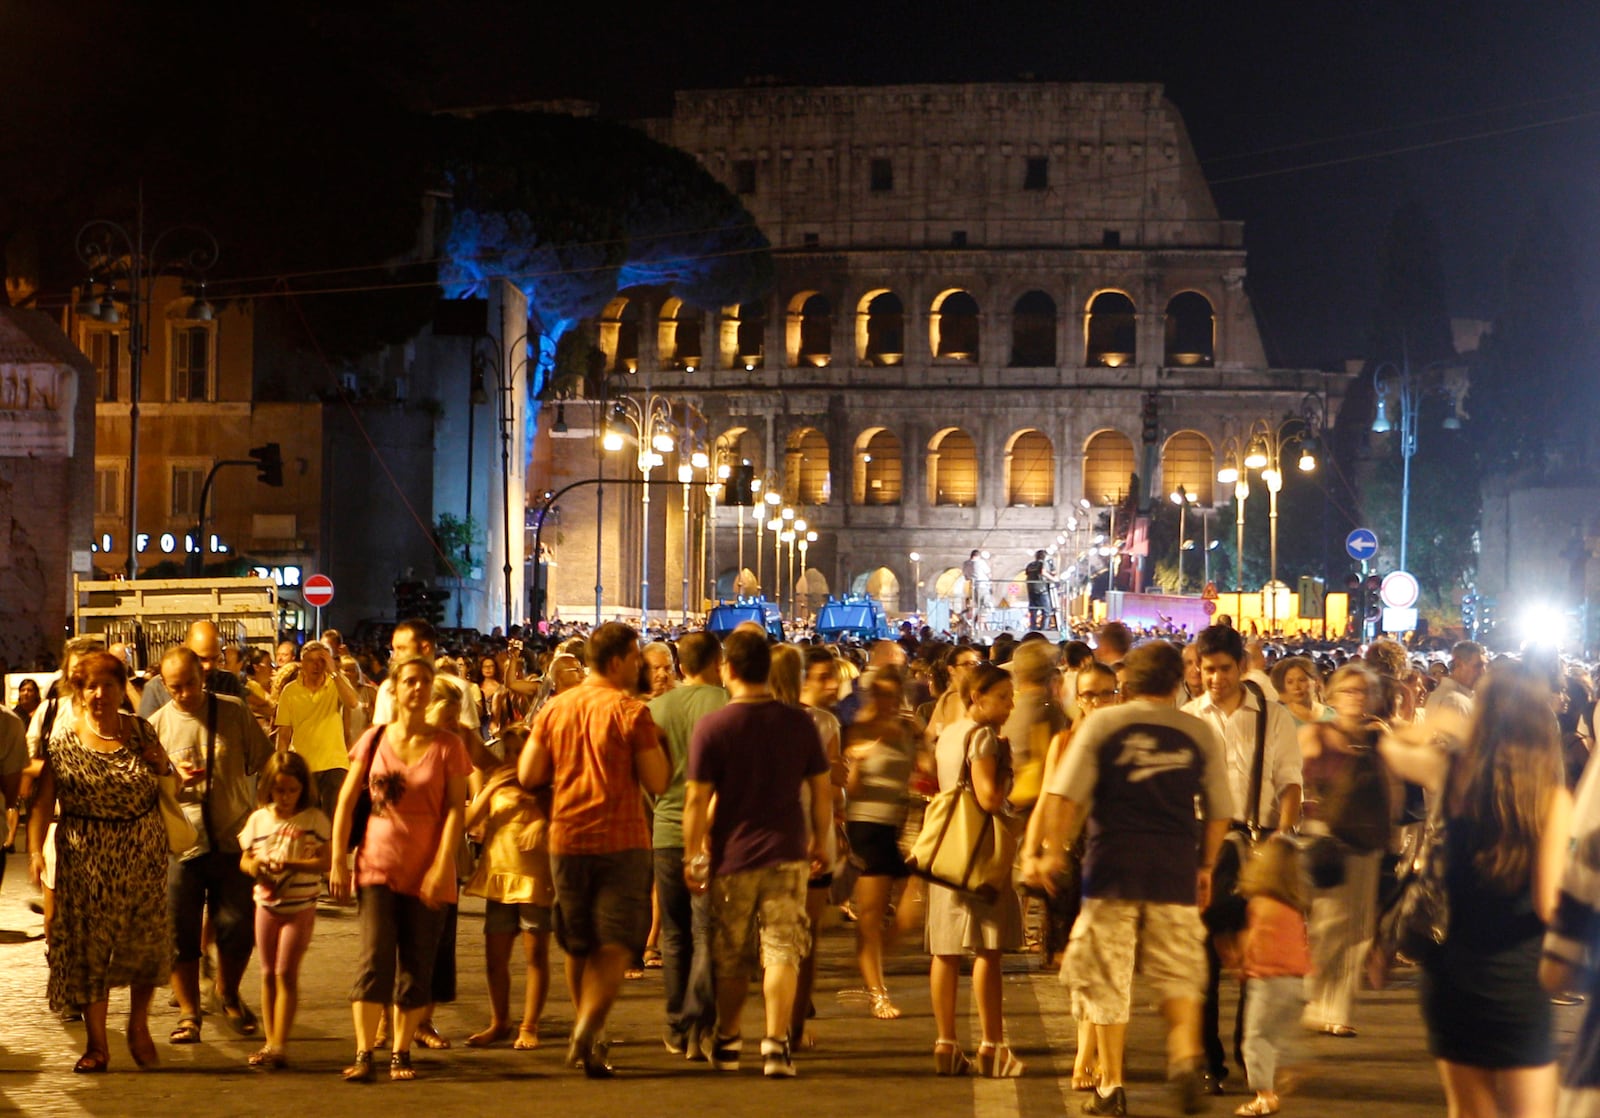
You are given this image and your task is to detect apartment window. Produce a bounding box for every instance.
[170,324,214,401]
[1101,229,1122,248]
[1024,157,1049,190]
[733,159,757,194]
[869,157,893,192]
[95,464,124,518]
[84,327,125,402]
[171,465,207,519]
[802,232,820,247]
[950,230,968,247]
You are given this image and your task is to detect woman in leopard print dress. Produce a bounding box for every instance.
[28,651,172,1073]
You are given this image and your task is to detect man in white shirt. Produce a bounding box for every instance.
[370,619,479,732]
[1425,640,1484,723]
[1182,623,1301,1095]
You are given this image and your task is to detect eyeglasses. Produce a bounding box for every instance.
[954,659,979,669]
[1079,688,1119,702]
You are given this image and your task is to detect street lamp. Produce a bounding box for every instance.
[606,393,678,631]
[1170,484,1198,590]
[75,191,218,581]
[1371,357,1468,572]
[472,331,533,634]
[757,485,781,596]
[800,531,818,614]
[909,551,922,614]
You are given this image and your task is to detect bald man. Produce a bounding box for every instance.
[139,620,247,717]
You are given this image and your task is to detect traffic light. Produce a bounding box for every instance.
[250,443,283,487]
[1141,391,1160,445]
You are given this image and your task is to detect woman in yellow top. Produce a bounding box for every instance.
[463,725,553,1050]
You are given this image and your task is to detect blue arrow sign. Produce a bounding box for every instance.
[1346,528,1379,562]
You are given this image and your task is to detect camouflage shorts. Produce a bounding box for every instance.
[709,860,812,976]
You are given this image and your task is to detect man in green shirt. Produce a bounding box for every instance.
[647,631,728,1059]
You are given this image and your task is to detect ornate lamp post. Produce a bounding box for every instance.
[471,332,533,633]
[757,486,781,596]
[605,393,677,631]
[1371,358,1467,572]
[1216,437,1250,593]
[75,193,218,581]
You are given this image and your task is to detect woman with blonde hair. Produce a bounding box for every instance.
[1382,663,1571,1118]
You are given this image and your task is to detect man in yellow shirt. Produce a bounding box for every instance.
[274,640,359,812]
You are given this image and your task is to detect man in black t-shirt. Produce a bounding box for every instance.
[682,630,831,1080]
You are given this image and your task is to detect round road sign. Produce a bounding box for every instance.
[1202,599,1217,616]
[1380,570,1419,611]
[1345,528,1379,562]
[303,573,335,608]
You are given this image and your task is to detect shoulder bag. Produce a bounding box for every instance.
[904,726,1017,904]
[1368,770,1450,987]
[345,724,386,852]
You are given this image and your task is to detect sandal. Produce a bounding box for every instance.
[169,1016,202,1045]
[513,1027,541,1051]
[976,1042,1025,1078]
[869,987,902,1020]
[643,947,663,969]
[220,995,260,1037]
[1072,1072,1098,1091]
[933,1039,971,1076]
[249,1047,288,1070]
[390,1050,416,1081]
[1235,1095,1280,1116]
[342,1050,374,1082]
[1319,1024,1357,1038]
[413,1021,451,1050]
[73,1049,109,1074]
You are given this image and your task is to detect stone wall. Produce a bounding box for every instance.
[0,308,94,669]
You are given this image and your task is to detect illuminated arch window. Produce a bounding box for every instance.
[1164,291,1215,366]
[1085,291,1137,367]
[657,297,703,370]
[1082,429,1136,504]
[720,300,766,370]
[1161,430,1215,506]
[787,291,833,367]
[785,426,831,504]
[1010,290,1056,366]
[853,427,903,505]
[1005,429,1055,506]
[931,289,980,361]
[598,295,640,373]
[856,290,904,365]
[928,427,979,506]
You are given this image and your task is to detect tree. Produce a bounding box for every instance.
[432,110,773,398]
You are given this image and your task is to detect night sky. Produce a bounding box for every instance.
[421,0,1600,368]
[11,1,1600,369]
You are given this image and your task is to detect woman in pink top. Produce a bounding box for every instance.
[1233,835,1313,1117]
[330,656,472,1083]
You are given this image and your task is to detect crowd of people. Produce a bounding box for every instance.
[7,613,1600,1117]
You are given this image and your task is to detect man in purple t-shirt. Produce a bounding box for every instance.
[683,630,831,1080]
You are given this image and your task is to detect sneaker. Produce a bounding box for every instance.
[663,1028,689,1056]
[761,1036,795,1079]
[1082,1086,1127,1117]
[1170,1066,1210,1115]
[709,1033,741,1071]
[686,1025,711,1062]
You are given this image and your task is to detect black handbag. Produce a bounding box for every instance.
[1369,777,1449,986]
[345,725,384,851]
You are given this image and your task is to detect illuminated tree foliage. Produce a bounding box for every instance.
[434,110,773,388]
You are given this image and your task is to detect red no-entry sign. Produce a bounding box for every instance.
[303,574,335,608]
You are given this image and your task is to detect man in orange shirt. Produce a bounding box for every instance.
[519,622,669,1078]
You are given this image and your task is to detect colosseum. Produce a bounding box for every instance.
[534,82,1344,629]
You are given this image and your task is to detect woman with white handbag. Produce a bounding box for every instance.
[925,662,1024,1078]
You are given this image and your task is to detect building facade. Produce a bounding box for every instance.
[536,82,1344,622]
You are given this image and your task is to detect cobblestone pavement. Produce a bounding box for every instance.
[0,856,1578,1117]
